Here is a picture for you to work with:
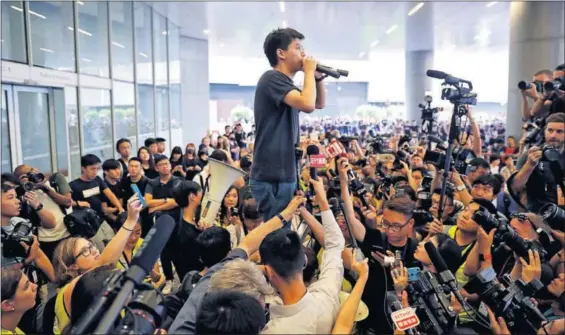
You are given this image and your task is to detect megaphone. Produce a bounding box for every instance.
[200,158,246,223]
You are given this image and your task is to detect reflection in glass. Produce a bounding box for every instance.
[65,87,80,179]
[53,89,69,176]
[134,3,153,85]
[155,86,170,146]
[110,1,134,82]
[1,1,27,63]
[137,84,155,143]
[81,88,113,161]
[78,2,109,77]
[17,91,53,173]
[1,90,12,174]
[113,81,137,150]
[168,22,182,147]
[29,1,75,72]
[153,11,168,85]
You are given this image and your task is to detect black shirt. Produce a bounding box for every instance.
[358,228,420,333]
[250,70,300,183]
[234,131,246,148]
[117,158,128,178]
[516,150,565,212]
[171,158,187,178]
[121,176,149,208]
[184,157,200,181]
[145,176,183,221]
[69,176,108,217]
[143,167,159,180]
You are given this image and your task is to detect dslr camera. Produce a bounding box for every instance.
[21,172,45,192]
[1,219,34,259]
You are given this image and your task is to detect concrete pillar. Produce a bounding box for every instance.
[506,1,565,138]
[180,36,210,146]
[404,2,434,122]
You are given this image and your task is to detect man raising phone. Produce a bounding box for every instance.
[250,27,326,227]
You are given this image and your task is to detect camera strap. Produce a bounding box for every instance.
[548,161,565,196]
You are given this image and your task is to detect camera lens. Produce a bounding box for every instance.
[539,203,565,231]
[22,182,35,192]
[517,81,532,90]
[542,146,560,162]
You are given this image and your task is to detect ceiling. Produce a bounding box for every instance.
[150,1,510,60]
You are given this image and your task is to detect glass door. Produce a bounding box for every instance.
[1,86,15,174]
[12,86,54,173]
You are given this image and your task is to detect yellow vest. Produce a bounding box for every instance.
[116,239,144,270]
[1,327,24,335]
[447,226,475,323]
[53,284,71,334]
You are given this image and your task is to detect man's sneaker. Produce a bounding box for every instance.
[162,280,174,295]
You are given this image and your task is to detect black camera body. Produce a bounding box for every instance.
[116,284,167,335]
[1,221,34,259]
[539,203,565,231]
[413,209,435,227]
[22,172,45,192]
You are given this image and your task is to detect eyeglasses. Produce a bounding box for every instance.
[380,217,411,232]
[75,242,97,259]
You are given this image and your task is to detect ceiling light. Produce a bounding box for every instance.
[10,5,23,12]
[282,20,287,28]
[77,1,84,5]
[337,86,341,91]
[359,51,366,58]
[385,24,398,35]
[162,31,168,35]
[40,48,54,53]
[112,41,125,48]
[203,29,209,35]
[29,10,47,19]
[81,58,92,63]
[371,40,380,47]
[408,2,425,16]
[279,1,285,13]
[486,2,498,8]
[139,52,148,58]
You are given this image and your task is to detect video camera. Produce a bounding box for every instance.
[472,207,548,261]
[465,269,547,334]
[423,146,475,175]
[387,270,457,334]
[115,284,167,335]
[419,95,444,123]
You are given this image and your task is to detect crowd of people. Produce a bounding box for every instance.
[1,27,564,335]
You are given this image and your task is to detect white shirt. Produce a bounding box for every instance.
[35,185,70,242]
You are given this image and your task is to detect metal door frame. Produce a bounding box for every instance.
[1,85,18,172]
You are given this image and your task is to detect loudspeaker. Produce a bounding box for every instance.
[200,158,246,223]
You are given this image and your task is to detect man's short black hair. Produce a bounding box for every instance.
[263,28,305,67]
[210,150,228,163]
[128,157,142,164]
[154,156,169,165]
[412,166,426,175]
[432,187,454,204]
[155,137,166,143]
[195,290,266,334]
[81,154,101,168]
[471,197,497,215]
[172,180,202,208]
[472,174,502,196]
[225,125,231,130]
[144,138,157,147]
[102,159,121,171]
[259,229,304,281]
[534,69,553,77]
[547,112,564,124]
[468,157,490,170]
[383,195,416,219]
[555,64,565,71]
[116,138,131,152]
[489,154,500,163]
[196,226,231,268]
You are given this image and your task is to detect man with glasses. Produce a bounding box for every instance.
[144,156,182,294]
[347,195,420,335]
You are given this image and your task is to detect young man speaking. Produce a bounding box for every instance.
[250,28,326,227]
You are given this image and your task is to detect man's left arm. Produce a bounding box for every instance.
[102,188,125,213]
[315,75,326,109]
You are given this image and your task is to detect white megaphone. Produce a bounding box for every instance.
[200,158,246,223]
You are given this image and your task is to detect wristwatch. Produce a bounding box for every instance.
[275,213,285,222]
[34,203,44,212]
[455,184,466,192]
[479,253,492,262]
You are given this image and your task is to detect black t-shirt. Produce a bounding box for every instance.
[145,176,183,221]
[104,179,122,204]
[358,228,420,333]
[171,158,187,178]
[184,158,200,181]
[143,167,159,180]
[121,176,149,208]
[234,131,246,148]
[250,70,300,183]
[516,150,565,212]
[69,176,108,217]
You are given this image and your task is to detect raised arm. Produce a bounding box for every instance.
[338,158,366,242]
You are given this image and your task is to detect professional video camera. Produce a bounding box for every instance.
[1,219,34,259]
[423,146,475,175]
[465,269,547,334]
[472,207,548,261]
[115,284,167,335]
[386,270,457,334]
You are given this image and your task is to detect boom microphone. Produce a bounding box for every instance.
[317,64,349,79]
[93,215,176,334]
[426,70,450,80]
[424,241,465,301]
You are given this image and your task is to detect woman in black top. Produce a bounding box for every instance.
[184,143,201,181]
[170,146,187,178]
[137,146,158,179]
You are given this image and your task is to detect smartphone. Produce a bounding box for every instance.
[372,245,386,254]
[407,267,421,282]
[130,184,146,207]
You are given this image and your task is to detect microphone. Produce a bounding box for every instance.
[316,64,349,79]
[307,145,320,196]
[424,241,462,297]
[386,292,417,335]
[93,214,176,334]
[426,69,450,80]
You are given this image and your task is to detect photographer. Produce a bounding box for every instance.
[425,187,464,235]
[520,69,553,122]
[510,112,565,212]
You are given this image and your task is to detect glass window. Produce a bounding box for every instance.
[110,1,134,82]
[113,81,137,151]
[1,90,12,174]
[65,87,80,179]
[155,85,170,147]
[1,1,27,63]
[81,88,112,161]
[134,3,153,85]
[153,11,168,85]
[77,2,109,77]
[29,1,75,72]
[168,22,182,148]
[17,90,52,173]
[53,89,69,176]
[137,84,154,144]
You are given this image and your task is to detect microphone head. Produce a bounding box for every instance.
[426,69,448,80]
[131,214,176,274]
[424,241,449,273]
[337,69,349,77]
[306,145,320,155]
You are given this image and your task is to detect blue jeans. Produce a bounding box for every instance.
[249,179,296,229]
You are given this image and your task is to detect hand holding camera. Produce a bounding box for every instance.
[526,146,543,167]
[23,191,41,210]
[425,218,443,235]
[519,249,542,283]
[21,235,40,265]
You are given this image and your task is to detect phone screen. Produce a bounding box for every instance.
[130,184,147,207]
